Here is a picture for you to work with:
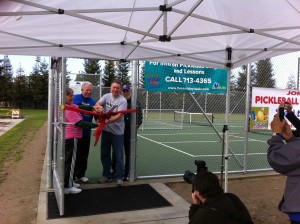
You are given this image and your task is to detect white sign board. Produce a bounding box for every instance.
[69,81,85,95]
[251,87,300,129]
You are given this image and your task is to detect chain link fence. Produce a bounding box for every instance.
[69,54,299,180]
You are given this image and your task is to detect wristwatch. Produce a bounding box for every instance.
[272,132,282,136]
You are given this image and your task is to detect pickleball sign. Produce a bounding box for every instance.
[251,87,300,130]
[145,61,227,93]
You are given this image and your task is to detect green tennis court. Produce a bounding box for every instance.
[85,112,272,183]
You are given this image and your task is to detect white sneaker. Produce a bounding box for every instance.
[64,186,82,194]
[80,177,89,183]
[117,179,123,186]
[73,181,80,188]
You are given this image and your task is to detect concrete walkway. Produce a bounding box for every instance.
[37,154,190,224]
[0,118,24,136]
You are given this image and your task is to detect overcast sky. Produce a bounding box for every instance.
[3,52,300,89]
[3,55,84,81]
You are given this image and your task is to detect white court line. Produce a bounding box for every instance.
[137,134,267,157]
[234,136,266,143]
[161,139,264,144]
[193,152,267,157]
[138,134,195,157]
[139,133,216,136]
[147,120,181,128]
[139,132,253,136]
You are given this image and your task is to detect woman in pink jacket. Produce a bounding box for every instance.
[64,87,99,194]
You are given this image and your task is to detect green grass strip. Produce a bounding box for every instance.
[0,109,48,178]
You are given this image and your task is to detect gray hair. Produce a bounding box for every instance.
[81,81,92,89]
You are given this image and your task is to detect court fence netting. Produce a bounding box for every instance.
[86,86,273,179]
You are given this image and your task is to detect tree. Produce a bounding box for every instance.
[235,64,256,91]
[29,57,49,108]
[0,59,3,74]
[255,58,275,88]
[102,60,116,87]
[286,73,297,89]
[13,65,27,108]
[0,55,13,107]
[229,70,237,91]
[116,61,130,84]
[75,59,101,86]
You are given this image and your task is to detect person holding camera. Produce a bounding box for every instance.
[268,109,300,224]
[283,101,300,137]
[188,171,253,224]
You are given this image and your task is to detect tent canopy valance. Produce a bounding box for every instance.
[1,0,300,68]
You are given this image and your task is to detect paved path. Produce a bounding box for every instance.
[0,118,24,136]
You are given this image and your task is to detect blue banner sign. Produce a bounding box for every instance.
[145,61,227,93]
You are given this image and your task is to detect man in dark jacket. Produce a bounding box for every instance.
[111,84,143,181]
[189,171,253,224]
[121,84,143,180]
[268,104,300,224]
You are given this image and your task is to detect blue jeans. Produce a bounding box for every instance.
[101,130,124,180]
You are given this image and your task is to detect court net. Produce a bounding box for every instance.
[174,111,214,127]
[141,109,183,130]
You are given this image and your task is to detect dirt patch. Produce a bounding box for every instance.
[167,175,289,224]
[0,122,291,224]
[0,123,47,224]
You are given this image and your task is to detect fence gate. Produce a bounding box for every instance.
[50,57,66,215]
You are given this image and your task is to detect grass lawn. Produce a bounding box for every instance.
[0,109,47,181]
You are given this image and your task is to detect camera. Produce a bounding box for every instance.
[183,160,208,192]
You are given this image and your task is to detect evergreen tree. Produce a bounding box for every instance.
[255,58,275,88]
[286,73,297,89]
[116,61,130,84]
[235,64,256,91]
[0,59,3,74]
[0,55,13,107]
[102,60,116,87]
[13,65,27,108]
[39,58,49,108]
[75,59,101,86]
[230,70,237,91]
[29,57,49,108]
[64,58,72,86]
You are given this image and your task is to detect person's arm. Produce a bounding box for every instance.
[75,120,98,129]
[226,193,254,224]
[188,204,201,224]
[285,111,300,137]
[105,113,123,124]
[267,136,300,174]
[78,104,94,111]
[105,98,127,124]
[267,113,300,174]
[285,102,300,131]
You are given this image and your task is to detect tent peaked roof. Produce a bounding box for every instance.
[1,0,300,69]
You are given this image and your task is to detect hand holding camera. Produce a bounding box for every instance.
[271,104,293,140]
[191,192,201,205]
[278,102,285,121]
[284,101,293,113]
[183,160,208,193]
[271,114,285,134]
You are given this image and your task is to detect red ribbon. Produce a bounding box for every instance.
[61,104,137,146]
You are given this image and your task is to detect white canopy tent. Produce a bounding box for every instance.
[1,0,300,68]
[1,1,300,209]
